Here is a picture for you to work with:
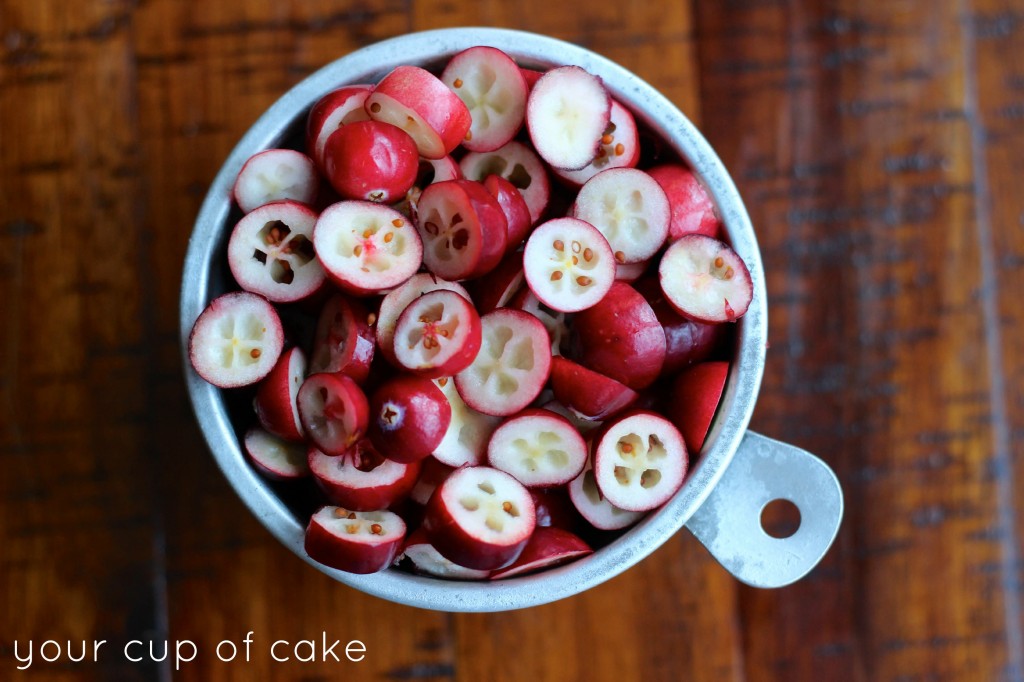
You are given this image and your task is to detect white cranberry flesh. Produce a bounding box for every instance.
[454,309,552,417]
[526,65,611,171]
[232,149,319,214]
[393,289,482,379]
[305,506,406,574]
[572,167,670,264]
[313,201,423,295]
[423,466,537,571]
[308,440,420,511]
[541,400,603,437]
[188,291,284,389]
[553,99,640,187]
[523,217,615,313]
[431,377,501,468]
[593,411,688,512]
[509,286,569,356]
[568,460,645,531]
[227,201,324,303]
[658,234,753,323]
[486,408,587,487]
[400,528,491,580]
[460,140,551,225]
[243,427,310,481]
[442,46,528,153]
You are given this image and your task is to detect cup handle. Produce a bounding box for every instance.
[684,431,844,588]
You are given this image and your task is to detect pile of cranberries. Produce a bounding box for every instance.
[188,46,753,579]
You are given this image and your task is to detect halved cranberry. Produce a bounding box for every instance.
[634,276,727,373]
[393,290,482,379]
[523,217,615,313]
[441,46,528,153]
[308,294,375,383]
[454,309,552,417]
[648,164,721,240]
[232,149,319,214]
[568,460,645,531]
[572,167,670,264]
[415,179,508,281]
[313,201,423,295]
[375,273,472,366]
[460,140,550,225]
[243,427,310,481]
[308,440,420,510]
[483,175,532,248]
[253,346,307,442]
[659,234,753,323]
[305,506,405,574]
[665,361,730,455]
[569,281,667,390]
[227,201,324,303]
[486,408,587,487]
[399,527,491,580]
[592,410,688,512]
[366,65,472,159]
[552,99,640,187]
[489,527,592,579]
[306,85,373,169]
[296,372,370,456]
[423,466,536,571]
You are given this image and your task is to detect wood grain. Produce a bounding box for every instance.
[1,0,1022,680]
[696,1,1024,680]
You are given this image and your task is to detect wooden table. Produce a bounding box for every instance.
[2,1,1022,680]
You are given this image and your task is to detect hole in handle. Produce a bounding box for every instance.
[760,498,801,539]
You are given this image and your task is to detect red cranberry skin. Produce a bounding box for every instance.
[423,467,536,571]
[309,294,376,384]
[323,120,419,203]
[253,347,305,442]
[549,356,639,421]
[569,282,667,390]
[489,527,593,580]
[647,164,721,240]
[309,439,421,511]
[665,361,730,455]
[453,179,508,279]
[531,488,585,532]
[484,174,532,247]
[368,376,453,463]
[634,277,727,373]
[304,509,405,574]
